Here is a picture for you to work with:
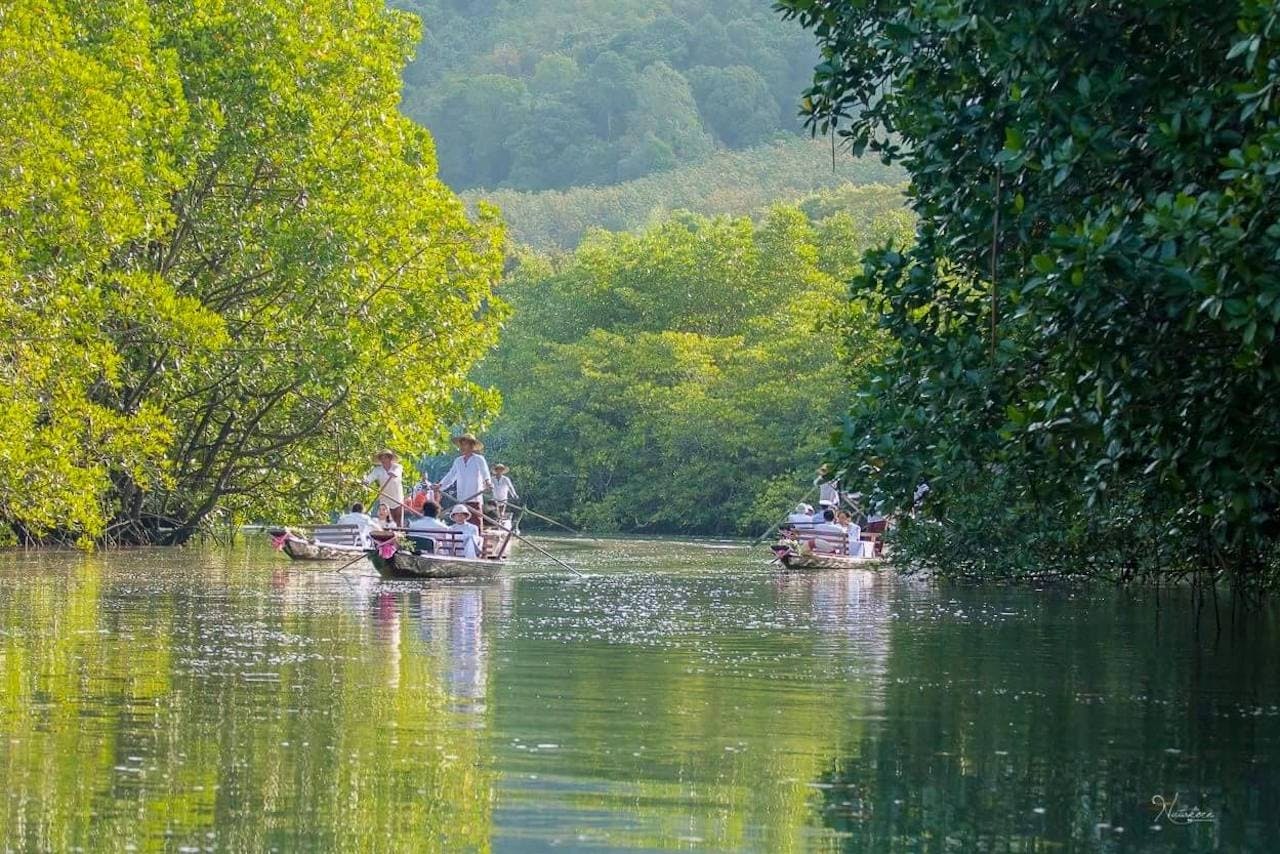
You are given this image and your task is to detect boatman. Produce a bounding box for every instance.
[363,448,406,527]
[491,464,518,519]
[437,432,492,531]
[815,465,841,511]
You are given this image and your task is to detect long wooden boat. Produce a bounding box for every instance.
[366,524,516,580]
[268,528,365,562]
[365,546,504,580]
[769,542,884,571]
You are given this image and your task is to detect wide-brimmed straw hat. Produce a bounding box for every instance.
[452,432,484,451]
[493,463,509,473]
[372,448,398,462]
[448,504,472,519]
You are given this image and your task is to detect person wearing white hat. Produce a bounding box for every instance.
[362,449,405,526]
[786,503,816,529]
[447,503,483,558]
[437,433,492,530]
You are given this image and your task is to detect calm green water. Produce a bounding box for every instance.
[1,539,1277,852]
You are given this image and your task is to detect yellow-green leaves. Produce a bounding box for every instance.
[1,0,503,544]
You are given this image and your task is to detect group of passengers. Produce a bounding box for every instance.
[780,468,891,558]
[336,432,517,558]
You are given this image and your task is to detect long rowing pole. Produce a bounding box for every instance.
[499,499,596,541]
[438,490,583,577]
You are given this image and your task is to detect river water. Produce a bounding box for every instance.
[1,538,1276,851]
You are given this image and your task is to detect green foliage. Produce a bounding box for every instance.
[472,139,906,251]
[479,204,903,536]
[781,0,1280,590]
[396,0,823,189]
[1,0,504,545]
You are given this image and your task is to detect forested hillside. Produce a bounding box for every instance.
[393,0,820,190]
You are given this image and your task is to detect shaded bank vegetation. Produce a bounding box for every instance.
[781,0,1280,594]
[1,0,502,546]
[479,190,911,536]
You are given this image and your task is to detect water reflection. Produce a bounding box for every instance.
[0,542,1277,851]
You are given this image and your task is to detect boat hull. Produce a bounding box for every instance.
[366,548,503,580]
[772,548,884,571]
[270,530,364,562]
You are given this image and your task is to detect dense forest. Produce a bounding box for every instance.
[392,0,822,190]
[478,189,912,535]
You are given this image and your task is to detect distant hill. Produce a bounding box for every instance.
[393,0,823,191]
[468,138,906,250]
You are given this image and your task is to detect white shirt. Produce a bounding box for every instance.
[407,516,448,533]
[818,480,840,506]
[438,453,492,505]
[448,521,483,558]
[336,511,382,546]
[846,523,863,556]
[812,522,847,553]
[363,463,404,506]
[492,475,518,502]
[787,512,816,528]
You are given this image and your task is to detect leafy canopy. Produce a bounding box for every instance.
[1,0,504,544]
[779,0,1280,584]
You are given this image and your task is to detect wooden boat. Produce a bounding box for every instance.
[770,545,884,570]
[366,524,516,580]
[268,527,365,562]
[769,530,884,570]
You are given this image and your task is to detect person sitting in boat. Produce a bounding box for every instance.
[811,508,849,554]
[786,503,816,529]
[837,509,865,557]
[491,464,518,519]
[438,433,492,531]
[447,503,484,559]
[406,473,435,516]
[407,500,449,553]
[363,449,406,527]
[336,502,383,547]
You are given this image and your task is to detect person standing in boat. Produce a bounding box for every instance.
[815,465,841,512]
[447,503,484,559]
[491,464,518,519]
[363,449,406,526]
[437,433,492,531]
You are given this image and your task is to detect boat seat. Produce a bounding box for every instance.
[312,525,360,547]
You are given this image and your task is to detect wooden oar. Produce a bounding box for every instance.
[500,499,597,541]
[438,490,583,577]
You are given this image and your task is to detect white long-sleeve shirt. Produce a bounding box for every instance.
[492,475,518,502]
[363,463,404,507]
[438,453,492,505]
[818,479,840,506]
[448,521,483,558]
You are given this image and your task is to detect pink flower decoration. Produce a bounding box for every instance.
[269,533,288,550]
[377,541,398,560]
